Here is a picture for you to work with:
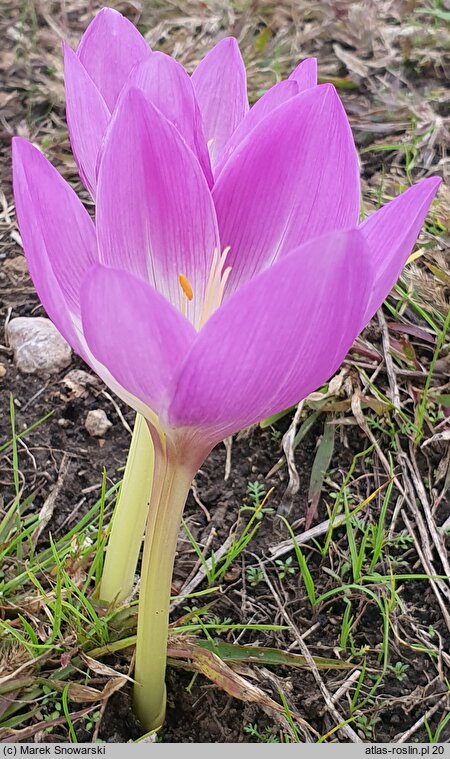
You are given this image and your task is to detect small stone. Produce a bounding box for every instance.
[7,317,71,375]
[85,409,112,438]
[0,363,6,378]
[62,369,100,398]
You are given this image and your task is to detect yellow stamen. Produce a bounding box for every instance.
[178,273,193,301]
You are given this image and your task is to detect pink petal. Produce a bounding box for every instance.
[166,229,372,444]
[80,265,196,414]
[213,84,360,295]
[361,177,442,321]
[12,137,97,355]
[214,80,298,178]
[96,88,220,326]
[191,37,248,168]
[123,52,212,186]
[64,43,110,198]
[12,139,156,417]
[288,58,318,90]
[77,7,150,111]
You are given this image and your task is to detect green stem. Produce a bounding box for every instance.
[133,436,199,731]
[99,414,154,604]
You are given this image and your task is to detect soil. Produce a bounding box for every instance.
[1,0,449,745]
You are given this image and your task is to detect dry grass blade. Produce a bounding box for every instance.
[406,441,450,582]
[402,511,450,632]
[0,650,54,688]
[351,391,394,478]
[31,453,70,547]
[277,401,304,518]
[378,309,401,410]
[178,644,318,740]
[395,694,449,743]
[80,653,135,682]
[423,430,450,447]
[256,559,362,743]
[48,677,128,703]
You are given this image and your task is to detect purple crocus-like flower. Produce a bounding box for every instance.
[13,82,440,458]
[63,7,319,196]
[12,11,440,729]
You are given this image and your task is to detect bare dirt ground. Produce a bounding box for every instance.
[1,0,450,744]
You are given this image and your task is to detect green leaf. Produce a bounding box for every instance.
[430,394,450,408]
[305,420,335,530]
[194,640,353,670]
[415,8,450,22]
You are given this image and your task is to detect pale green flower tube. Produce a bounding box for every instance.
[99,414,154,604]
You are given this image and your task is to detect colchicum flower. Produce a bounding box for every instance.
[63,7,318,195]
[12,7,440,731]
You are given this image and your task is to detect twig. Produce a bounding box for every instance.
[190,478,211,522]
[223,436,232,481]
[268,514,347,561]
[395,694,448,743]
[56,497,86,534]
[331,670,362,705]
[21,381,51,412]
[100,390,132,434]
